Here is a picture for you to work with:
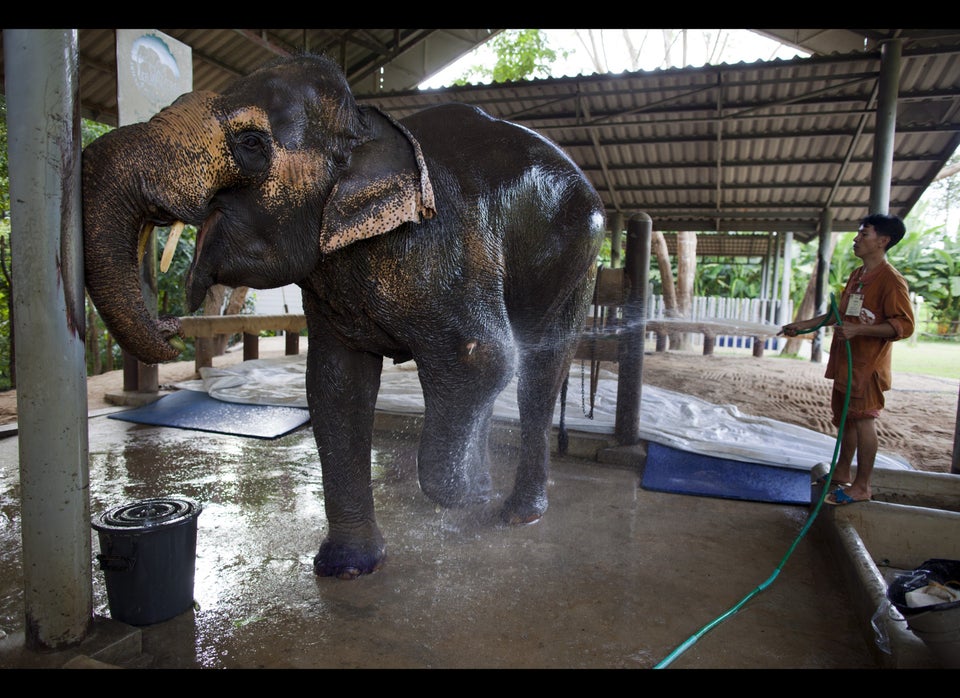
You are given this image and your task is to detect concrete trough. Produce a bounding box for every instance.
[811,463,960,669]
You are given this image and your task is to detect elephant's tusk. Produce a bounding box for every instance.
[160,221,186,273]
[137,222,155,266]
[167,335,187,353]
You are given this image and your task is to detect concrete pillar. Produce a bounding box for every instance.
[5,28,92,649]
[762,232,778,322]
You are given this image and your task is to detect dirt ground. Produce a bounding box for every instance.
[0,341,956,474]
[634,349,959,474]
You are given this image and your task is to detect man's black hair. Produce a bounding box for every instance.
[860,213,907,250]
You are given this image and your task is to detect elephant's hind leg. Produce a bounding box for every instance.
[416,337,515,508]
[418,401,497,507]
[501,343,576,524]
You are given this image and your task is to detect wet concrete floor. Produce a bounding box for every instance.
[0,409,879,669]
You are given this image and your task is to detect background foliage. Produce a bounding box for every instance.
[451,29,569,85]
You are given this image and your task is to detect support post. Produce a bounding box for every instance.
[777,231,793,326]
[869,39,901,215]
[813,209,833,363]
[5,28,92,649]
[953,384,960,475]
[615,213,651,445]
[285,331,301,356]
[243,333,260,361]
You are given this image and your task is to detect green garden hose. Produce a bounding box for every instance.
[653,294,852,669]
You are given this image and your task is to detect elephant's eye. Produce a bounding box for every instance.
[232,129,272,175]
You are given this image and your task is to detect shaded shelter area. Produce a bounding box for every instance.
[2,28,960,663]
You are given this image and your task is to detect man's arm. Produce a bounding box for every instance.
[779,312,833,337]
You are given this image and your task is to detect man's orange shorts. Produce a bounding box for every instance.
[831,380,884,427]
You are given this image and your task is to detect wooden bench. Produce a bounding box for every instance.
[178,314,307,371]
[644,318,781,358]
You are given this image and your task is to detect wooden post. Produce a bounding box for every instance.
[702,333,716,355]
[285,331,300,355]
[194,337,214,371]
[243,333,259,361]
[615,213,651,446]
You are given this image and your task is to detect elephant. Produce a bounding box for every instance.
[82,53,606,579]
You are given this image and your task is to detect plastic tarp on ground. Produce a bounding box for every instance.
[174,355,912,472]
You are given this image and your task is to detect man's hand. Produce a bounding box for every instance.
[779,323,801,337]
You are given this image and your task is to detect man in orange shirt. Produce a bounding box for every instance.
[780,213,915,504]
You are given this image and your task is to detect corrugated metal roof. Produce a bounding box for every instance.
[6,28,504,124]
[358,47,960,242]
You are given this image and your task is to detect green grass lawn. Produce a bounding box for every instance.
[725,336,959,381]
[893,338,960,380]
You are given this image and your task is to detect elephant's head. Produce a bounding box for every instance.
[83,54,435,364]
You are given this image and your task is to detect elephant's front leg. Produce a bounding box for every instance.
[306,335,386,579]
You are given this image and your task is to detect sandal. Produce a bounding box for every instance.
[825,487,869,506]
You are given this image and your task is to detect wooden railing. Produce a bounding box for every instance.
[183,297,782,376]
[574,267,783,361]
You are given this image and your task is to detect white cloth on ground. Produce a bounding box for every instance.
[174,355,912,472]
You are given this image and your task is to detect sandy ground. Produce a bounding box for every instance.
[0,339,956,474]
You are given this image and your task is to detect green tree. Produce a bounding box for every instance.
[454,29,568,85]
[894,227,960,335]
[695,258,764,298]
[919,150,960,236]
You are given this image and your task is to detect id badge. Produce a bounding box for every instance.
[845,293,864,317]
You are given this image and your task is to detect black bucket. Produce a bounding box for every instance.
[92,497,202,626]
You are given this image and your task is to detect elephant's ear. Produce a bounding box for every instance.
[320,107,436,253]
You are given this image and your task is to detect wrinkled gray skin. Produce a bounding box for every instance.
[82,54,605,579]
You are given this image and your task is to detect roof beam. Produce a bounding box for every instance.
[233,29,295,58]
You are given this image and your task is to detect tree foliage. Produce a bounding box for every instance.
[886,227,960,334]
[453,30,568,85]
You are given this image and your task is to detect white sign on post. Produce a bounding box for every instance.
[116,29,192,126]
[114,30,194,389]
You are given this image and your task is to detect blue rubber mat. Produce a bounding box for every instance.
[109,390,310,440]
[641,441,810,505]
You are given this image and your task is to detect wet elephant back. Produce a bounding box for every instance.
[401,104,605,332]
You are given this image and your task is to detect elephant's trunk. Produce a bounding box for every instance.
[82,125,186,364]
[83,91,229,365]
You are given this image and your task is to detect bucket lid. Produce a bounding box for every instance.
[92,497,202,533]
